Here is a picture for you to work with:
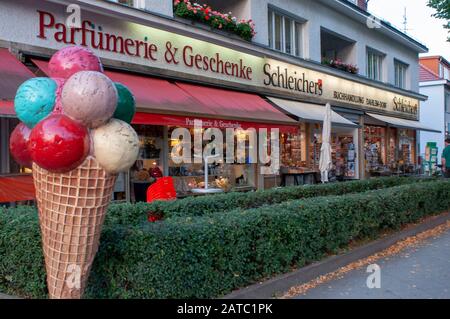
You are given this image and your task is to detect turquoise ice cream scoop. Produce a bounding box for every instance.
[14,77,57,128]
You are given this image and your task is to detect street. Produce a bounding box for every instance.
[294,228,450,299]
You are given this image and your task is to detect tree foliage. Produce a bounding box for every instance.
[427,0,450,41]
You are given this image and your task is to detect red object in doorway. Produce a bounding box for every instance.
[146,177,177,203]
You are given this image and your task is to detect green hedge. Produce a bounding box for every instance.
[1,179,449,299]
[1,176,425,227]
[146,176,431,218]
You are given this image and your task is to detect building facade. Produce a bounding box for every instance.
[419,56,450,159]
[0,0,435,202]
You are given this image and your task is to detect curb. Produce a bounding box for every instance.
[0,293,20,299]
[223,211,450,299]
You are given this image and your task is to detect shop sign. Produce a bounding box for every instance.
[2,5,421,119]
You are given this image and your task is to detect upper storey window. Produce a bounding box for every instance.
[394,60,408,89]
[268,8,304,58]
[367,48,385,81]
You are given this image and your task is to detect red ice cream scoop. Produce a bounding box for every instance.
[29,114,90,173]
[9,122,33,168]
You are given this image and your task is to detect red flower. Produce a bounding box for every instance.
[205,15,210,21]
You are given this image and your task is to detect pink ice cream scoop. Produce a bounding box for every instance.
[61,71,118,128]
[48,46,103,80]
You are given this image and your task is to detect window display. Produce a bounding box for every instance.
[364,125,386,174]
[399,129,416,165]
[281,124,306,167]
[333,135,356,178]
[387,127,397,170]
[167,126,256,196]
[364,126,417,176]
[398,129,417,173]
[309,123,322,171]
[306,123,356,178]
[131,125,164,201]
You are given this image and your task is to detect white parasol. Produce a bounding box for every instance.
[319,103,333,183]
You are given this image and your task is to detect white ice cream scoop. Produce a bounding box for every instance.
[92,119,139,174]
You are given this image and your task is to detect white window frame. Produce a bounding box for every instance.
[444,67,449,81]
[366,49,384,82]
[394,59,408,89]
[446,92,450,113]
[109,0,145,10]
[268,8,303,58]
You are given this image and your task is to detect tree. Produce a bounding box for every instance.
[427,0,450,41]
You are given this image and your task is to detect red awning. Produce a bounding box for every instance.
[0,49,35,115]
[132,112,298,132]
[0,100,15,116]
[31,59,49,74]
[104,70,212,115]
[0,175,35,203]
[32,59,297,130]
[175,82,296,125]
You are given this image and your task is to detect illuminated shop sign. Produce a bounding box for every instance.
[33,9,420,118]
[333,92,418,115]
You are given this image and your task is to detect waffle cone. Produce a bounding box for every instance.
[32,156,117,299]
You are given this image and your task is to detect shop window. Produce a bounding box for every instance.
[387,127,397,168]
[310,123,323,171]
[167,126,257,196]
[333,135,357,179]
[309,124,357,180]
[364,125,386,173]
[280,124,307,167]
[365,126,417,176]
[130,125,165,202]
[366,48,384,81]
[394,60,408,89]
[268,8,304,57]
[398,129,416,167]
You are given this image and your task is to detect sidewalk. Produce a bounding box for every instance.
[225,212,450,299]
[294,228,450,299]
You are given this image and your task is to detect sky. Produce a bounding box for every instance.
[368,0,449,58]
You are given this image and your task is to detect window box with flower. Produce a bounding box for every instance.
[173,0,256,41]
[322,58,359,75]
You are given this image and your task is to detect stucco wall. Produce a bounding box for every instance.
[446,88,450,135]
[248,0,420,92]
[419,83,446,158]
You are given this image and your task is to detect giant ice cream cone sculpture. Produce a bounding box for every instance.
[9,46,139,299]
